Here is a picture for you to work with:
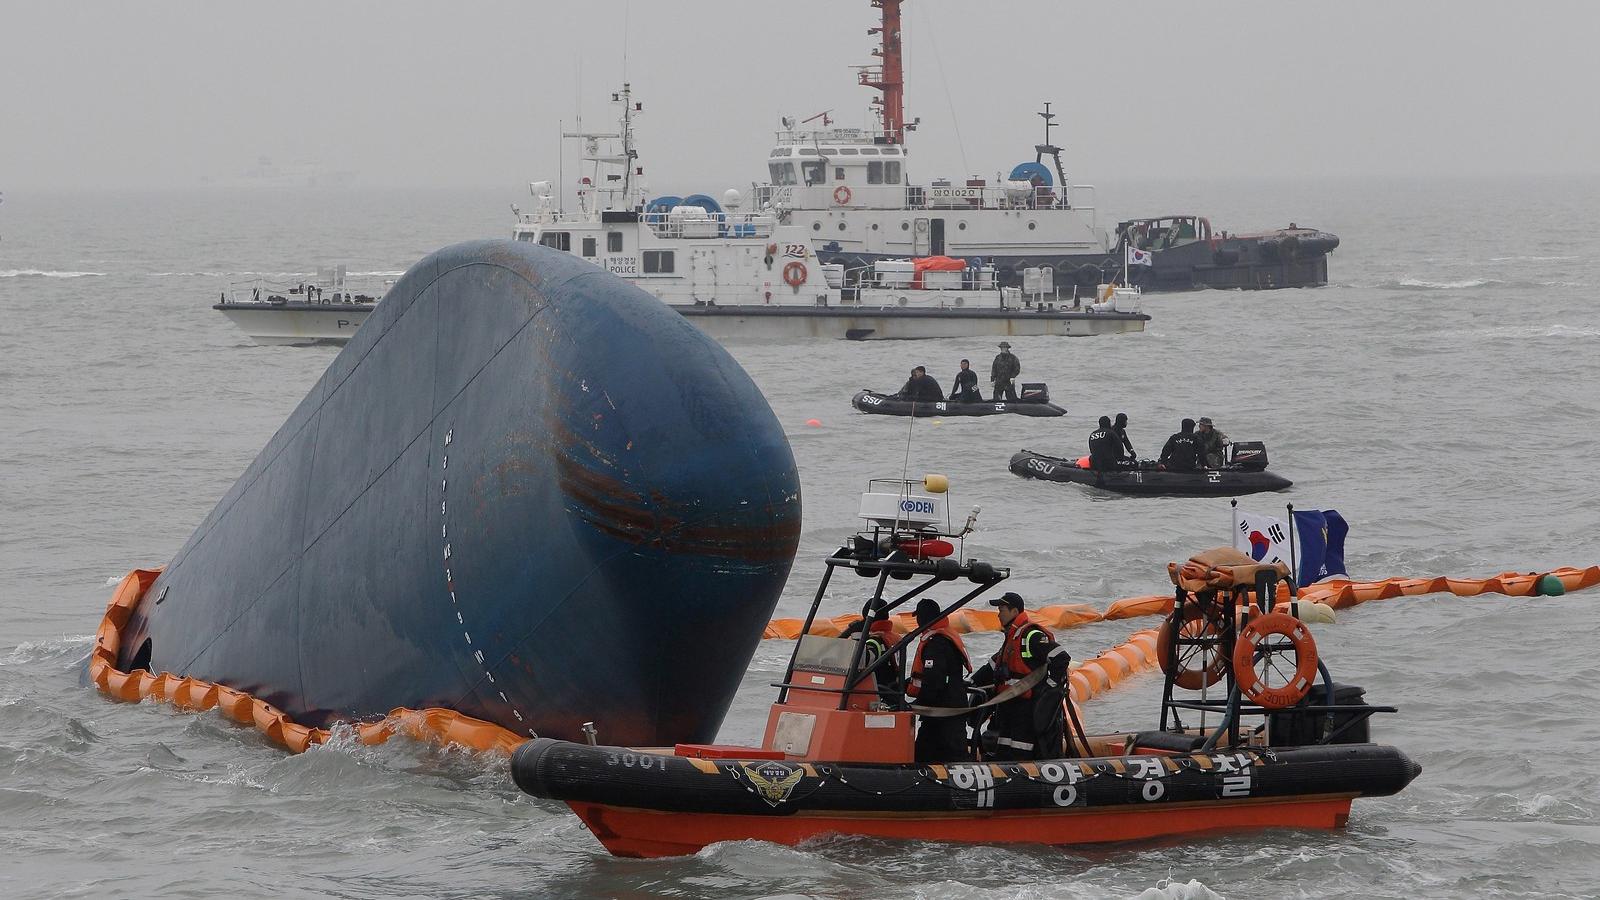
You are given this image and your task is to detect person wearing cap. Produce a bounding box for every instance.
[1196,417,1229,467]
[1088,415,1123,471]
[949,359,981,403]
[1158,418,1203,472]
[905,597,973,762]
[893,365,945,404]
[842,599,905,702]
[1112,412,1137,461]
[971,592,1071,760]
[990,342,1021,402]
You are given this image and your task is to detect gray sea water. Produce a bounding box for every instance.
[2,178,1598,898]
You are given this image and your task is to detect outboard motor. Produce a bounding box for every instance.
[1228,441,1269,471]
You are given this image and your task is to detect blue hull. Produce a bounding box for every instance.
[117,241,802,745]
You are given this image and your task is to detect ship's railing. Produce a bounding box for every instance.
[747,182,1095,215]
[642,212,779,240]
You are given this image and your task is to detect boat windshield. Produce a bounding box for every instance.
[792,635,858,675]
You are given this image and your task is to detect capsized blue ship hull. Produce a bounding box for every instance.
[117,241,801,745]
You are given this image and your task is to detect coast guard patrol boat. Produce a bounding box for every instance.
[510,84,1147,341]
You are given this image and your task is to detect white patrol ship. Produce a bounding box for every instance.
[511,85,1147,341]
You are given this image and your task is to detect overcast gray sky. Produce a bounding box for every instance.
[4,0,1598,192]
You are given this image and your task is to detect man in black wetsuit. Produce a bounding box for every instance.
[1158,418,1203,472]
[1112,412,1136,461]
[990,342,1021,401]
[894,366,945,403]
[1088,416,1124,471]
[905,597,973,762]
[950,359,981,403]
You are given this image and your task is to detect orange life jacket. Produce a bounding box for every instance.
[906,620,971,700]
[993,611,1055,699]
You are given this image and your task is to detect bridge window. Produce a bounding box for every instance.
[539,231,571,251]
[581,237,596,257]
[643,250,675,274]
[835,167,846,181]
[885,161,901,184]
[867,162,884,184]
[802,160,826,186]
[838,147,859,155]
[769,162,798,186]
[859,147,880,155]
[607,232,623,252]
[770,148,790,157]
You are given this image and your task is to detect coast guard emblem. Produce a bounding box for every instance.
[742,761,804,807]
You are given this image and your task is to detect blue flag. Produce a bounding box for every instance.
[1291,509,1349,586]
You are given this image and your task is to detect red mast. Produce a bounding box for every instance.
[858,0,905,144]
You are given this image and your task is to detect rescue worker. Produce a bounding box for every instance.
[1158,418,1203,472]
[1112,412,1136,461]
[990,342,1021,401]
[894,365,945,403]
[971,592,1070,760]
[1088,415,1123,471]
[950,359,982,403]
[843,600,904,701]
[905,597,973,762]
[1196,416,1230,467]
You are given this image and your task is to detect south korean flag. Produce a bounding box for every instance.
[1235,511,1292,568]
[1126,245,1154,267]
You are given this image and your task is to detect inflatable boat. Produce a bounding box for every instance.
[1009,448,1292,497]
[511,478,1417,857]
[852,384,1065,417]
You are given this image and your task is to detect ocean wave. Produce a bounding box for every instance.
[1381,277,1497,290]
[1489,255,1581,262]
[0,269,104,278]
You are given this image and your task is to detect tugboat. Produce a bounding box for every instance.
[758,1,1338,292]
[511,477,1417,857]
[1010,443,1292,497]
[510,86,1149,340]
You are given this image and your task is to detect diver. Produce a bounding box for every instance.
[1197,417,1230,467]
[894,366,945,404]
[1088,416,1124,471]
[971,592,1071,760]
[990,342,1021,402]
[905,597,973,762]
[1112,412,1136,461]
[950,359,982,403]
[1158,418,1203,472]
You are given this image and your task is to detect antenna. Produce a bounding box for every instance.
[1038,101,1057,148]
[802,110,834,127]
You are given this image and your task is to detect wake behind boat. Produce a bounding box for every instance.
[852,386,1065,417]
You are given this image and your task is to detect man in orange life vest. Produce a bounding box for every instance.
[905,597,973,762]
[971,591,1071,760]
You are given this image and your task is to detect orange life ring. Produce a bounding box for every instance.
[782,261,807,288]
[1156,606,1228,690]
[1232,612,1318,709]
[833,185,852,206]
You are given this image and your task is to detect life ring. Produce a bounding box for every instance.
[1232,612,1318,709]
[782,261,808,288]
[833,185,852,206]
[1156,606,1229,690]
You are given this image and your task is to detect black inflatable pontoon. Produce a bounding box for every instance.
[1010,450,1292,496]
[852,387,1065,418]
